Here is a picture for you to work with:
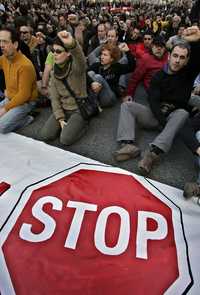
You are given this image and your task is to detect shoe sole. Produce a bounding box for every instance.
[114,150,140,162]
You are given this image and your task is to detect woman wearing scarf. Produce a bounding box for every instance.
[40,31,88,146]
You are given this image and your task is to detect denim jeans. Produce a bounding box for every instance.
[0,98,35,133]
[88,71,117,107]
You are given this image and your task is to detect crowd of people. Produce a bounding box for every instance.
[0,0,200,200]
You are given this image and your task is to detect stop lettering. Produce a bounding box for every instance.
[1,166,191,294]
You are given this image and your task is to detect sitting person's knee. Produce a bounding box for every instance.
[175,108,189,120]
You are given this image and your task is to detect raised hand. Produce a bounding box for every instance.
[182,26,200,42]
[57,31,73,46]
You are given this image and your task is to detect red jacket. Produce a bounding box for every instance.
[128,42,149,60]
[127,51,168,97]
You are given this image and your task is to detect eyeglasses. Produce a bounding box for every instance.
[144,38,152,40]
[51,48,65,54]
[20,31,29,34]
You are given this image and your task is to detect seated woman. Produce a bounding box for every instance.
[40,31,88,146]
[87,42,136,108]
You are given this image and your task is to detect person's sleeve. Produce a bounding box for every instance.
[148,74,166,126]
[4,65,37,111]
[65,40,86,75]
[126,57,146,97]
[114,51,136,75]
[87,63,100,86]
[45,52,54,66]
[87,45,101,66]
[49,78,65,121]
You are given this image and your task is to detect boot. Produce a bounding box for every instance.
[183,182,200,199]
[138,150,159,176]
[114,144,140,162]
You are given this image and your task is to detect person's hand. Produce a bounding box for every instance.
[36,31,45,39]
[182,26,200,42]
[91,82,102,93]
[118,42,129,52]
[57,31,73,46]
[0,107,6,117]
[59,119,65,129]
[68,14,78,25]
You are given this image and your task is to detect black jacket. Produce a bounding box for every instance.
[87,51,135,94]
[148,41,200,126]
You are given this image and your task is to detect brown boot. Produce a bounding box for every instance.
[183,182,200,199]
[114,144,140,162]
[138,150,159,175]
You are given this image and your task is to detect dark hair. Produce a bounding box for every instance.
[143,30,154,38]
[1,26,20,45]
[53,36,68,51]
[170,42,191,57]
[19,5,28,16]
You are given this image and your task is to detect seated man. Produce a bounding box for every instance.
[19,25,38,54]
[166,25,186,50]
[114,26,200,176]
[127,30,154,60]
[124,36,168,101]
[87,23,107,55]
[0,27,37,133]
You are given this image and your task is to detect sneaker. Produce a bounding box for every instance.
[183,182,200,199]
[113,144,140,162]
[138,150,159,176]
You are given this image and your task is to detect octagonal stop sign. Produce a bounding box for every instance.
[0,164,192,294]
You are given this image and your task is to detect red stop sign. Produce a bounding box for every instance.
[0,164,192,294]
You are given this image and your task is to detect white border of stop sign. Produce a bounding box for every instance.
[0,164,192,294]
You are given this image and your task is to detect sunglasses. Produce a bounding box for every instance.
[51,48,65,54]
[20,31,29,34]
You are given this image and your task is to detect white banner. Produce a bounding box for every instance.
[0,133,199,295]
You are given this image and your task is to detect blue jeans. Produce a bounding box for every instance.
[88,71,117,107]
[0,98,35,133]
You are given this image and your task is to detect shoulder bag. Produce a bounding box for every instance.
[62,79,100,120]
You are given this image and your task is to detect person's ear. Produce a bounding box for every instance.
[14,41,19,50]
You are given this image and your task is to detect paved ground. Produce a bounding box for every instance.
[17,85,197,190]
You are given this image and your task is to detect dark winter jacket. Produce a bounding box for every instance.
[148,41,200,126]
[87,50,135,94]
